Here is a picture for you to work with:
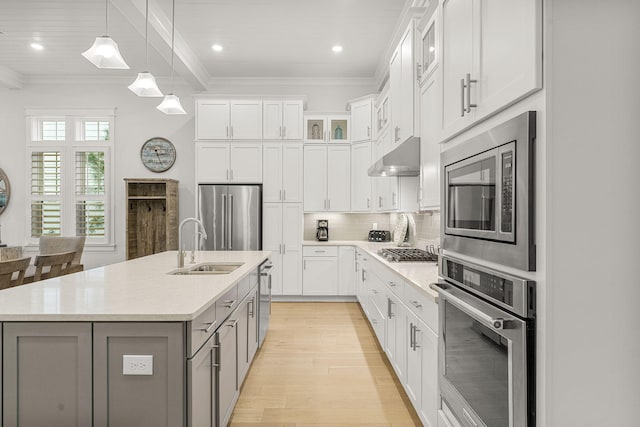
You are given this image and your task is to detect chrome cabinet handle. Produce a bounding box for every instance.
[303,260,307,270]
[198,321,217,333]
[367,125,370,137]
[228,194,234,249]
[279,126,282,137]
[367,198,370,209]
[324,199,327,210]
[248,299,254,318]
[460,78,466,117]
[223,300,236,309]
[392,192,397,207]
[327,199,331,210]
[314,250,326,253]
[378,196,383,208]
[388,282,397,287]
[279,190,282,201]
[211,344,220,368]
[409,322,415,350]
[221,194,227,249]
[372,289,378,294]
[410,300,422,309]
[414,326,421,349]
[465,73,477,113]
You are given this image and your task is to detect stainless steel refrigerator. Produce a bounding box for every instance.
[198,185,262,250]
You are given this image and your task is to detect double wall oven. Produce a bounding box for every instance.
[435,112,538,426]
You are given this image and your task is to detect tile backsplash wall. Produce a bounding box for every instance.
[303,212,441,243]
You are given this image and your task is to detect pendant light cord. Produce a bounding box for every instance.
[170,0,176,92]
[145,0,149,69]
[105,0,109,36]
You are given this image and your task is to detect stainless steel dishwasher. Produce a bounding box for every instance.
[258,260,273,347]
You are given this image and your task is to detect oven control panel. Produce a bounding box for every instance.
[501,150,514,233]
[445,259,514,307]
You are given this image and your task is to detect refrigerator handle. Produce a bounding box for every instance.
[221,194,227,250]
[228,194,234,249]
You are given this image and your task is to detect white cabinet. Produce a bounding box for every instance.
[390,21,419,146]
[419,67,441,211]
[385,291,407,382]
[263,100,303,140]
[375,176,419,213]
[196,143,262,183]
[375,85,391,137]
[338,246,356,296]
[351,142,372,212]
[263,143,303,203]
[349,97,374,143]
[263,203,302,295]
[302,248,338,296]
[195,99,262,140]
[441,0,542,139]
[303,145,350,212]
[304,113,350,143]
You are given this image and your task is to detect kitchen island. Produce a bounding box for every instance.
[0,250,271,427]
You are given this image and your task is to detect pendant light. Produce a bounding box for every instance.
[157,0,186,115]
[82,0,130,69]
[128,0,163,96]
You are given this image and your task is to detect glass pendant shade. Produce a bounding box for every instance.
[82,36,130,69]
[128,72,163,97]
[156,94,186,115]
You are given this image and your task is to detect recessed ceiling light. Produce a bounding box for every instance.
[332,45,343,53]
[30,42,44,50]
[212,44,223,52]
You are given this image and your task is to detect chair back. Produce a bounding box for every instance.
[0,257,32,290]
[33,251,76,281]
[39,236,85,266]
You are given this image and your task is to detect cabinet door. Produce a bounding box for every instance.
[420,68,442,210]
[399,23,416,143]
[263,101,283,140]
[390,47,403,145]
[230,143,262,183]
[247,288,259,362]
[230,100,262,139]
[187,334,215,427]
[418,319,439,427]
[476,0,542,117]
[303,145,328,211]
[392,298,407,382]
[405,311,422,407]
[3,323,92,427]
[263,143,283,202]
[197,143,230,183]
[351,99,373,142]
[351,142,372,212]
[338,246,357,295]
[282,144,303,202]
[328,115,350,143]
[282,203,303,295]
[283,100,304,140]
[218,320,238,427]
[237,297,250,385]
[93,323,184,427]
[327,145,351,211]
[303,257,338,295]
[442,0,475,136]
[304,115,327,142]
[196,100,230,140]
[262,203,283,295]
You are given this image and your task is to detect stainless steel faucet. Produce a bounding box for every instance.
[178,217,208,268]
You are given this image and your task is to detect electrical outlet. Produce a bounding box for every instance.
[122,355,153,375]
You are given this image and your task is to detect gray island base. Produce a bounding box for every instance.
[0,250,271,427]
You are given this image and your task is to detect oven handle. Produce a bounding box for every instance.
[430,282,513,330]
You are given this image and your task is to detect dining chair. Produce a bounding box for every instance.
[38,236,86,273]
[0,257,31,290]
[24,251,76,284]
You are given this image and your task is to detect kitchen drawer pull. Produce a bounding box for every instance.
[198,321,217,334]
[409,322,415,349]
[279,126,282,137]
[388,282,397,287]
[410,300,422,309]
[460,78,466,117]
[314,250,326,253]
[223,299,236,308]
[372,289,379,294]
[465,73,477,113]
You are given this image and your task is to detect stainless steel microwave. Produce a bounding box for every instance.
[441,111,536,271]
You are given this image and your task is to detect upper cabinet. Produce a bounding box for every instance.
[390,20,419,146]
[263,100,304,140]
[262,143,303,203]
[196,99,262,140]
[349,97,375,143]
[441,0,542,139]
[304,113,350,144]
[196,142,262,183]
[195,97,304,141]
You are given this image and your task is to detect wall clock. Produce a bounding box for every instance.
[140,137,176,172]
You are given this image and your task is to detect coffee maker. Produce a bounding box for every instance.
[316,219,329,241]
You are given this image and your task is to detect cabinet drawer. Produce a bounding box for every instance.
[404,284,438,332]
[216,285,239,325]
[188,302,217,357]
[380,269,405,300]
[303,246,338,257]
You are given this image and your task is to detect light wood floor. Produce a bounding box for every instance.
[230,302,422,426]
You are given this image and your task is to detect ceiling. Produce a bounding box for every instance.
[0,0,409,90]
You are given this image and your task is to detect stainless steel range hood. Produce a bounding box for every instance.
[367,136,420,177]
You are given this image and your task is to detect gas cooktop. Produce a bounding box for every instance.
[377,247,439,262]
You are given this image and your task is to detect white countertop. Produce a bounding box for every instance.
[0,251,271,321]
[303,240,439,301]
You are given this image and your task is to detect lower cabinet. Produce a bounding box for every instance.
[188,333,217,427]
[218,315,239,427]
[303,256,338,295]
[263,203,302,295]
[385,291,407,382]
[338,246,357,295]
[3,322,93,427]
[93,322,184,427]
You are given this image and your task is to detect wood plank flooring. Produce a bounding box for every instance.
[230,302,422,426]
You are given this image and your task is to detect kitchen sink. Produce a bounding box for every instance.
[167,262,244,275]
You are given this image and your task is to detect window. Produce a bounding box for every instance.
[26,109,115,246]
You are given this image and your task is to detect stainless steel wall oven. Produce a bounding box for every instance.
[431,256,536,427]
[441,111,536,271]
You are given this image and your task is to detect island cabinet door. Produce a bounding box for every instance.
[187,333,216,427]
[93,323,184,427]
[3,322,92,427]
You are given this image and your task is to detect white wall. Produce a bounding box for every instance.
[0,79,375,269]
[546,1,640,425]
